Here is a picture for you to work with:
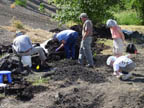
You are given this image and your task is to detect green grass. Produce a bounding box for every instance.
[97,38,113,55]
[120,25,144,34]
[0,54,7,59]
[114,10,142,25]
[15,0,27,7]
[0,94,5,98]
[39,3,45,13]
[32,77,50,86]
[97,38,113,47]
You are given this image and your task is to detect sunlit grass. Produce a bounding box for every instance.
[120,25,144,34]
[32,77,50,86]
[66,21,78,27]
[97,38,113,55]
[114,10,142,25]
[10,17,24,29]
[2,18,55,43]
[0,54,7,58]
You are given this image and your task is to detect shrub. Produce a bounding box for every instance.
[15,0,27,7]
[53,0,120,25]
[38,3,45,13]
[114,10,142,25]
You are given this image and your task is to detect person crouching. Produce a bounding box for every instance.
[106,54,136,80]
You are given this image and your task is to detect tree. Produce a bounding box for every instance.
[130,0,144,24]
[54,0,121,25]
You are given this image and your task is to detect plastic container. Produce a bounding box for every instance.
[21,56,32,67]
[0,71,12,83]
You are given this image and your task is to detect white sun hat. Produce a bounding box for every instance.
[106,56,117,65]
[106,19,117,28]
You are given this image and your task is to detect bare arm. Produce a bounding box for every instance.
[57,40,65,51]
[118,27,125,41]
[82,30,89,40]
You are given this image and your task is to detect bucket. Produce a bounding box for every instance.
[21,56,32,67]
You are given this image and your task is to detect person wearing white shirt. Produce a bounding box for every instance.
[106,55,136,80]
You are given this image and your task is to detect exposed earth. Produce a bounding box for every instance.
[1,1,144,108]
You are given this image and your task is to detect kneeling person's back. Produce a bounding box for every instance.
[13,35,32,53]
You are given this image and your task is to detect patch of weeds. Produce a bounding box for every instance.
[93,52,97,59]
[32,77,50,85]
[15,0,27,7]
[39,3,45,13]
[97,38,113,55]
[0,93,5,99]
[0,54,7,59]
[10,17,24,29]
[97,38,113,47]
[66,21,78,27]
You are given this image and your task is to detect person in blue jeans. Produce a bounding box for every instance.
[53,30,79,59]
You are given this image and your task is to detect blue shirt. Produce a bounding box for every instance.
[56,30,76,42]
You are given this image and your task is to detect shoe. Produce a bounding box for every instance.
[122,71,129,74]
[121,73,133,81]
[78,60,83,65]
[113,72,117,76]
[116,72,123,78]
[86,64,94,68]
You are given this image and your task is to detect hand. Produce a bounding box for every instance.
[55,48,59,52]
[123,41,127,46]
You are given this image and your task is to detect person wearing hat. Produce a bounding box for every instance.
[106,55,136,80]
[13,30,47,67]
[106,19,125,57]
[53,29,79,59]
[78,13,94,68]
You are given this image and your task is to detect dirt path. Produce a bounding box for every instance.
[1,47,144,108]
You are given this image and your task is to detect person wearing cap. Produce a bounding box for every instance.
[53,29,79,59]
[13,31,47,67]
[106,19,125,57]
[106,55,136,80]
[78,13,94,68]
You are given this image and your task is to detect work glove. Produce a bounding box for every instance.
[55,48,59,52]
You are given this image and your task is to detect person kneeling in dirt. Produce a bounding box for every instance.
[106,54,136,80]
[53,30,79,59]
[12,31,48,69]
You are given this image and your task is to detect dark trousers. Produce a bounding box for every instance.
[64,32,78,59]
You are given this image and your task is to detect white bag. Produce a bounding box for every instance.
[21,56,32,67]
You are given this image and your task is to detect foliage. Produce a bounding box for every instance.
[15,0,27,7]
[53,0,120,25]
[114,10,142,25]
[39,3,45,13]
[47,0,54,5]
[129,0,144,24]
[32,77,50,85]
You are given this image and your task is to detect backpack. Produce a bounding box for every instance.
[126,43,137,54]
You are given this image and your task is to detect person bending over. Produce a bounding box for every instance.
[53,30,78,59]
[106,54,136,80]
